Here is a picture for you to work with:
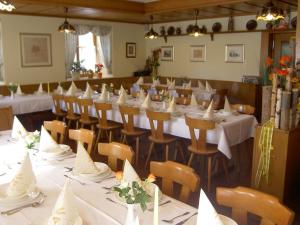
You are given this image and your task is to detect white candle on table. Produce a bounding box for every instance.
[153,186,159,225]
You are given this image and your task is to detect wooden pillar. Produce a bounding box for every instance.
[296,0,300,68]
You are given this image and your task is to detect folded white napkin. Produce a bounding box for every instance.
[196,189,224,225]
[74,142,99,175]
[65,82,77,96]
[37,83,44,94]
[206,81,213,91]
[139,89,146,102]
[198,81,205,90]
[11,116,28,139]
[6,152,36,197]
[47,180,80,225]
[152,78,160,86]
[166,78,171,86]
[185,81,192,89]
[122,159,141,184]
[141,94,151,109]
[16,85,23,95]
[99,84,107,102]
[168,80,175,89]
[203,100,214,120]
[136,77,144,85]
[223,96,232,113]
[39,126,63,153]
[190,94,198,106]
[117,91,126,105]
[55,85,64,95]
[167,97,176,113]
[82,83,93,99]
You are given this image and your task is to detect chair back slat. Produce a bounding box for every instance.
[146,110,170,140]
[176,97,191,105]
[78,98,93,121]
[69,128,95,154]
[64,96,78,118]
[0,105,13,131]
[231,104,255,115]
[52,94,64,114]
[119,105,140,133]
[176,88,193,97]
[94,102,113,127]
[43,120,66,144]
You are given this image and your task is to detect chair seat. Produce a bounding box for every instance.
[97,121,121,130]
[149,134,177,144]
[80,117,98,125]
[188,144,219,155]
[121,128,146,137]
[54,111,67,117]
[66,114,80,121]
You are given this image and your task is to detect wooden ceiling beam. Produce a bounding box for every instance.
[12,0,145,13]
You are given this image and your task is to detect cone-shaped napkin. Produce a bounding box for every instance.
[166,78,171,86]
[198,81,205,90]
[139,89,146,102]
[169,80,175,89]
[136,77,144,85]
[55,85,64,95]
[6,152,36,197]
[122,159,141,184]
[203,100,214,120]
[99,83,107,102]
[36,83,44,94]
[190,94,198,106]
[66,82,77,96]
[39,126,63,154]
[186,81,192,89]
[11,116,28,139]
[16,85,23,95]
[47,180,81,225]
[206,81,213,91]
[223,96,232,113]
[82,83,93,99]
[196,189,224,225]
[141,94,151,109]
[73,142,99,175]
[167,97,176,113]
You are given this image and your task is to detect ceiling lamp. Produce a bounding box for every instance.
[256,1,285,22]
[145,15,158,39]
[190,9,204,37]
[58,7,76,34]
[0,0,15,11]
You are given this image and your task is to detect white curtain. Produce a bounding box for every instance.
[65,33,78,76]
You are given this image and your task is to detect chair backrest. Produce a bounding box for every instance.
[69,128,95,154]
[119,105,140,133]
[63,96,78,117]
[0,105,13,131]
[139,84,150,92]
[43,120,67,144]
[52,94,64,114]
[150,161,200,203]
[216,186,295,225]
[94,102,113,127]
[185,115,215,152]
[176,97,191,105]
[156,85,168,92]
[231,104,255,115]
[146,110,171,140]
[176,88,193,97]
[77,98,93,121]
[98,142,134,171]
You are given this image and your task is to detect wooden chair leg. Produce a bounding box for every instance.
[188,153,195,166]
[145,142,154,169]
[135,137,139,166]
[109,131,113,142]
[93,130,101,154]
[178,140,186,163]
[76,121,79,129]
[207,156,212,193]
[222,156,229,182]
[67,119,71,128]
[165,144,169,161]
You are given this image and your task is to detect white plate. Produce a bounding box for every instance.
[73,162,110,179]
[183,214,237,225]
[41,145,71,158]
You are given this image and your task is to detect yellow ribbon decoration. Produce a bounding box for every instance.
[255,118,275,188]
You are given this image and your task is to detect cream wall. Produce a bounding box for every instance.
[0,15,146,84]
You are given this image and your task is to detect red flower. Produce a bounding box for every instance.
[275,68,289,76]
[265,57,273,67]
[279,55,291,66]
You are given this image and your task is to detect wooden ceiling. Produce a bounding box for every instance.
[1,0,298,24]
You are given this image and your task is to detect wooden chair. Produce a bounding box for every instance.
[155,85,168,93]
[185,115,228,192]
[139,84,151,92]
[216,186,295,225]
[150,161,200,203]
[119,105,147,166]
[63,96,80,129]
[69,128,95,155]
[176,97,191,105]
[145,110,185,168]
[231,104,255,115]
[77,98,98,130]
[98,142,134,171]
[94,102,121,150]
[0,105,13,131]
[52,94,67,121]
[43,120,67,144]
[176,88,193,97]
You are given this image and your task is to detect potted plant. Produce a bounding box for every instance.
[8,83,17,99]
[70,60,86,80]
[95,64,104,79]
[150,48,161,80]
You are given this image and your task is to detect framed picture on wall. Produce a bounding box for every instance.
[20,33,52,67]
[161,46,174,61]
[225,44,244,63]
[190,45,206,62]
[126,42,136,58]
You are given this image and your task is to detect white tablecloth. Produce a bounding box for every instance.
[0,94,53,115]
[0,131,198,225]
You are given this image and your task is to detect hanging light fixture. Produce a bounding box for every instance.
[58,7,76,34]
[145,15,158,39]
[256,1,285,22]
[190,9,204,37]
[0,0,15,11]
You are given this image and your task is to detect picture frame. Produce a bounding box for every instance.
[161,46,174,61]
[190,45,206,62]
[126,42,136,58]
[20,33,52,67]
[225,44,244,63]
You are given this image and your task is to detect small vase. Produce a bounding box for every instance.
[10,91,14,99]
[125,204,137,225]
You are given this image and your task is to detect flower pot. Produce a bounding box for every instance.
[98,72,102,79]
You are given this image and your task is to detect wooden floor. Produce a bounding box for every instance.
[18,110,300,225]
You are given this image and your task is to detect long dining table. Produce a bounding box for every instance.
[61,93,257,159]
[0,130,200,225]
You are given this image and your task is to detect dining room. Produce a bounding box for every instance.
[0,0,299,225]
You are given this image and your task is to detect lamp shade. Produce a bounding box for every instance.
[145,27,158,39]
[58,19,76,33]
[256,2,285,21]
[0,0,15,11]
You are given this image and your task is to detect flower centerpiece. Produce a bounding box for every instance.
[95,64,104,79]
[8,82,17,99]
[113,172,156,211]
[23,130,40,150]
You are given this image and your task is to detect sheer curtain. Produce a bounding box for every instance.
[64,33,78,77]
